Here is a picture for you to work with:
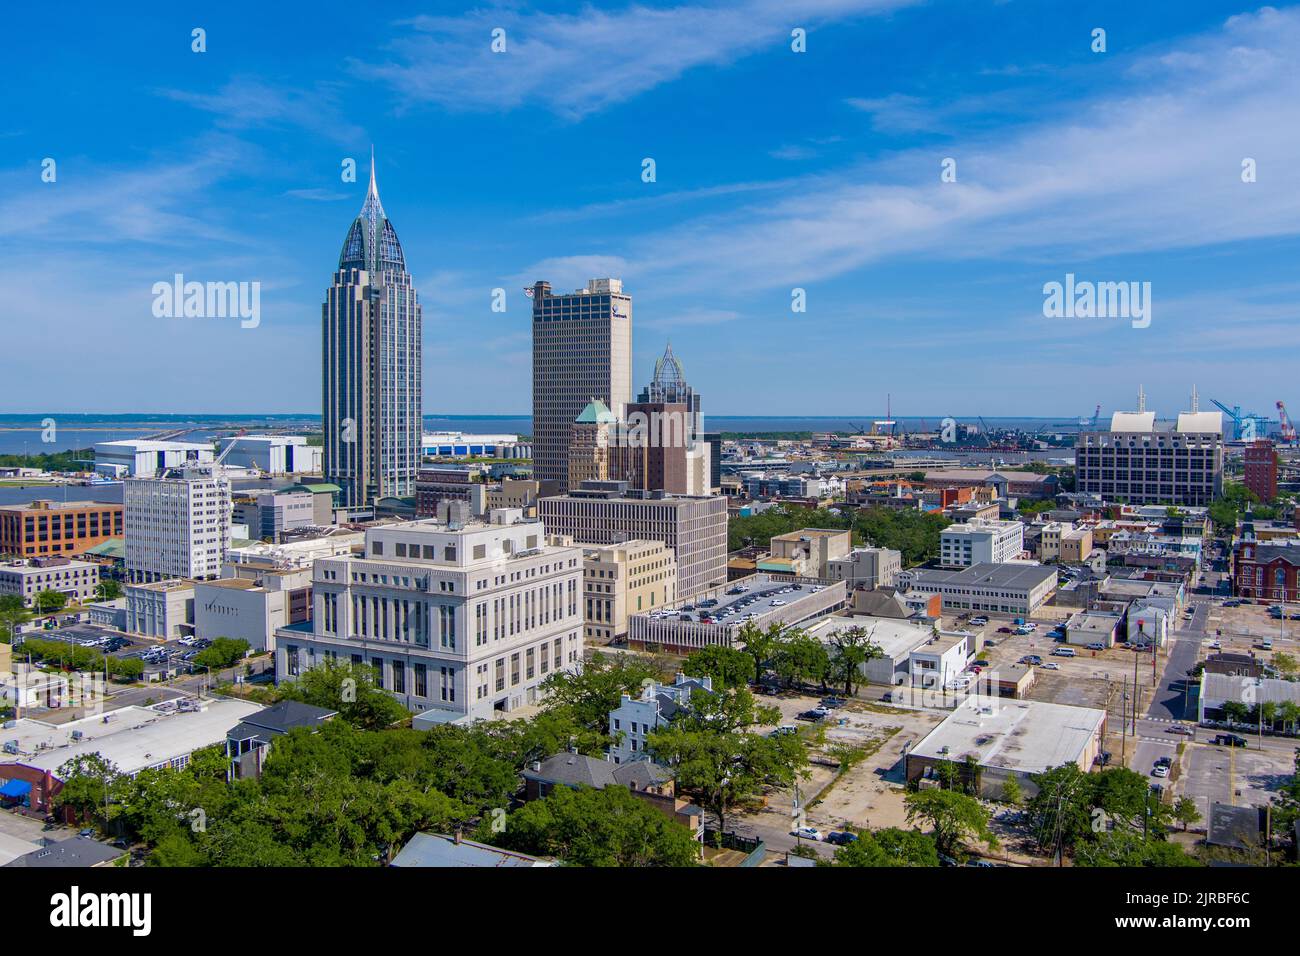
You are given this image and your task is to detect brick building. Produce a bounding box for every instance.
[0,500,123,559]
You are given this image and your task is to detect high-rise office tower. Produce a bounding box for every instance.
[614,343,710,495]
[531,278,632,489]
[323,155,422,508]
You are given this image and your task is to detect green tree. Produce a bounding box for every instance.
[1272,652,1299,679]
[650,712,800,842]
[53,753,123,823]
[495,784,699,867]
[0,594,30,641]
[539,651,661,736]
[193,637,251,670]
[33,588,69,615]
[1025,763,1095,855]
[277,657,408,730]
[737,621,784,685]
[1075,830,1200,867]
[1222,700,1250,725]
[826,625,885,696]
[773,629,830,690]
[1093,767,1162,833]
[828,826,940,867]
[93,579,124,601]
[1173,797,1201,832]
[1000,775,1023,806]
[1270,748,1300,834]
[681,644,752,689]
[903,789,997,858]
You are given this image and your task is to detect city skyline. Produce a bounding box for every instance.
[4,2,1299,420]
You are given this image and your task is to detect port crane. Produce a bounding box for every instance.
[1278,401,1297,444]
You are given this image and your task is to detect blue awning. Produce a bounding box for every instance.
[0,779,32,797]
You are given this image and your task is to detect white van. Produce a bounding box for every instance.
[1052,647,1077,658]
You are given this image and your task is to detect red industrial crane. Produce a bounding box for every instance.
[1277,401,1296,444]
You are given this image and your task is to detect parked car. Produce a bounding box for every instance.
[769,725,798,737]
[797,708,829,721]
[997,627,1013,634]
[1041,662,1060,670]
[1086,642,1105,651]
[791,826,823,841]
[1019,655,1043,666]
[826,831,858,846]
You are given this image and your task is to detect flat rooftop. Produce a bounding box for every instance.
[910,697,1106,774]
[910,563,1056,590]
[196,578,259,590]
[2,699,261,775]
[807,615,933,660]
[645,574,834,626]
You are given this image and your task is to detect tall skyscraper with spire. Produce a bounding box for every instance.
[323,155,422,507]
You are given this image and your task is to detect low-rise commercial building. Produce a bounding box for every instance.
[764,528,852,578]
[898,563,1057,616]
[806,615,935,686]
[939,519,1024,568]
[626,575,846,654]
[0,557,99,608]
[1064,610,1122,648]
[827,546,902,589]
[0,500,123,559]
[906,697,1107,799]
[194,568,312,651]
[125,579,195,639]
[1198,673,1300,725]
[0,699,261,815]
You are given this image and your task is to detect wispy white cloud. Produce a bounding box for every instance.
[159,76,365,145]
[604,7,1300,293]
[0,136,254,246]
[356,0,919,119]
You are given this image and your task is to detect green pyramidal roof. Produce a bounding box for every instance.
[575,399,616,424]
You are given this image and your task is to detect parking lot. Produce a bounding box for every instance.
[736,690,944,853]
[1178,735,1296,815]
[1204,601,1300,661]
[658,577,833,627]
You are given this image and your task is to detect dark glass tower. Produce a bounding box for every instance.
[323,155,422,507]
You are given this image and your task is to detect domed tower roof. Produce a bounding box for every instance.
[652,342,687,392]
[338,151,406,274]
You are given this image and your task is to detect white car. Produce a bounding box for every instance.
[791,826,824,841]
[1041,662,1061,670]
[1152,765,1169,778]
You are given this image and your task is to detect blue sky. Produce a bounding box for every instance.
[3,1,1298,420]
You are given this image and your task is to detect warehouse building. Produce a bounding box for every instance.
[905,697,1107,799]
